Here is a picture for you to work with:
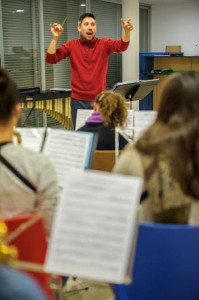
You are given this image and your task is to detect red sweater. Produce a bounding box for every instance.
[46,37,129,101]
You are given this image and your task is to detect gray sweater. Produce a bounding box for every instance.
[0,143,59,233]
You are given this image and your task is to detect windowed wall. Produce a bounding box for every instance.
[140,4,151,52]
[0,0,122,90]
[0,0,150,90]
[0,0,41,88]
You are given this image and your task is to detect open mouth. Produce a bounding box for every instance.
[86,32,93,36]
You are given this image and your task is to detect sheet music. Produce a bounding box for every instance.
[123,110,134,138]
[16,128,96,187]
[134,110,157,140]
[42,129,94,185]
[75,109,93,130]
[16,127,45,152]
[45,169,143,283]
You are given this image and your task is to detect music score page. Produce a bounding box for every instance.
[45,169,143,283]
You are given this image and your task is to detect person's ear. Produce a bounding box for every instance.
[77,25,81,34]
[15,104,21,119]
[93,102,99,112]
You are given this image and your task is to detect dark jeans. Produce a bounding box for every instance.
[71,98,93,129]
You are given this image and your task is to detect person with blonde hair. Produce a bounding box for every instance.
[78,90,129,150]
[113,71,199,224]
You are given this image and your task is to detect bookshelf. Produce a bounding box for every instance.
[140,53,199,110]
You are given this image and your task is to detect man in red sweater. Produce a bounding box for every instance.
[46,12,133,127]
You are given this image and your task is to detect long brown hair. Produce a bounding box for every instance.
[136,72,199,199]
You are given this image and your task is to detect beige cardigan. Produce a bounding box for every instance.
[113,143,199,224]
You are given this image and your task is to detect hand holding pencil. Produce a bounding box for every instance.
[49,17,67,38]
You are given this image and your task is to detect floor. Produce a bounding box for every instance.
[62,277,115,300]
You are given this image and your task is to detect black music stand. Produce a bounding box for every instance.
[112,79,159,108]
[112,81,140,101]
[19,87,40,127]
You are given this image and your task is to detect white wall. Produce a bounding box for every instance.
[151,3,199,55]
[122,0,140,110]
[122,0,139,81]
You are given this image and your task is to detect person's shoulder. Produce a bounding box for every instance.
[6,143,53,169]
[78,123,102,132]
[113,143,144,177]
[119,142,140,159]
[63,38,80,46]
[99,125,115,135]
[98,37,114,44]
[71,38,81,43]
[17,144,48,158]
[97,38,122,50]
[100,124,112,130]
[93,123,109,132]
[98,37,114,41]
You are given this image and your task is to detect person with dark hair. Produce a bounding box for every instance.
[0,68,59,233]
[46,12,134,127]
[113,71,199,224]
[78,91,129,150]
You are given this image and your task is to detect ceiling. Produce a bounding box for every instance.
[140,0,199,4]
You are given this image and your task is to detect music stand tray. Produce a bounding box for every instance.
[112,79,159,101]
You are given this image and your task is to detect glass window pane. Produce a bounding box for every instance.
[91,0,122,89]
[1,0,40,88]
[140,5,151,52]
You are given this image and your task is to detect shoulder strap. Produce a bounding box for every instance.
[0,154,37,192]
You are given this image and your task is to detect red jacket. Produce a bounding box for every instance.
[46,37,129,101]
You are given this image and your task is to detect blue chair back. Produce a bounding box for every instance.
[113,222,199,300]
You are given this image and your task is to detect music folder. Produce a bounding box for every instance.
[112,79,159,101]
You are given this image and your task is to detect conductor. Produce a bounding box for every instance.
[46,12,134,127]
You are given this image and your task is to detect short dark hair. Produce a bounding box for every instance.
[0,68,19,122]
[78,13,95,25]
